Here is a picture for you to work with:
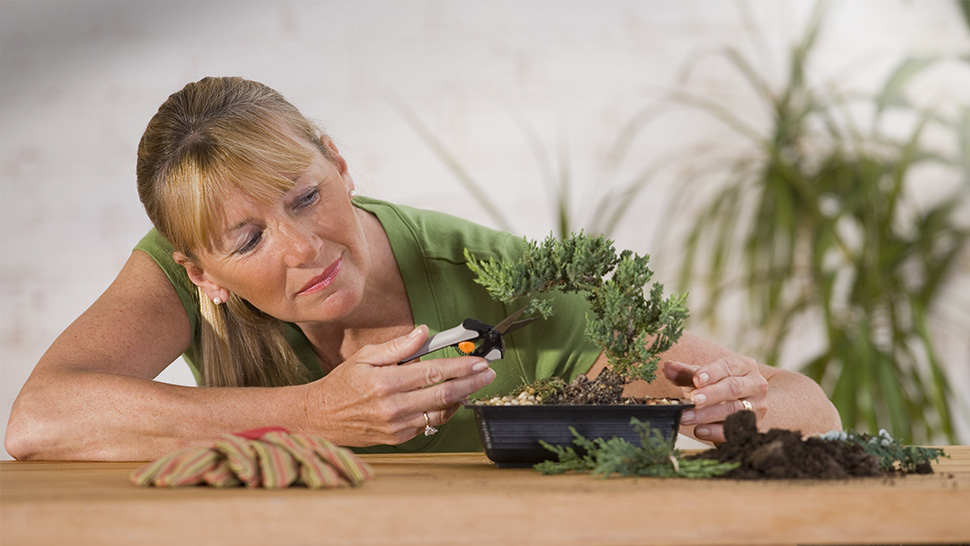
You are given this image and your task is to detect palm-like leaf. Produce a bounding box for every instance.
[673,4,968,442]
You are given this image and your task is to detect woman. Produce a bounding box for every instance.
[5,77,841,461]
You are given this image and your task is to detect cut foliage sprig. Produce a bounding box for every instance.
[535,418,738,478]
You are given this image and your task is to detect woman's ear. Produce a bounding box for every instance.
[173,252,230,305]
[319,135,349,175]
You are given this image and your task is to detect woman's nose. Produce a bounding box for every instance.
[280,220,323,268]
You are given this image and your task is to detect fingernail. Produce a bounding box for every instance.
[472,360,489,373]
[692,393,707,406]
[697,372,710,386]
[681,410,695,424]
[484,369,497,383]
[695,426,711,438]
[409,326,424,338]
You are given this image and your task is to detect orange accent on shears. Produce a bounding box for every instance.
[458,341,476,354]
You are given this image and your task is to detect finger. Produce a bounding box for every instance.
[681,399,755,426]
[355,325,430,367]
[688,374,749,409]
[398,356,493,391]
[415,403,462,437]
[692,356,758,388]
[690,374,767,410]
[431,402,461,425]
[662,360,700,387]
[409,367,497,411]
[692,423,726,444]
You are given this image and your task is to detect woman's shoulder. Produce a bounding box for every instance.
[133,228,200,333]
[353,196,526,262]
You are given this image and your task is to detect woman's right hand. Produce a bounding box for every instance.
[303,325,496,446]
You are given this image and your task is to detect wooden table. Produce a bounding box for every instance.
[2,448,969,546]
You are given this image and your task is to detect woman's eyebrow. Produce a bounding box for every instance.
[214,217,256,250]
[226,218,254,233]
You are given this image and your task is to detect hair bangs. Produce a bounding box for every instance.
[159,117,318,254]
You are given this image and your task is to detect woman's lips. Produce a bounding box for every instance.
[297,258,342,296]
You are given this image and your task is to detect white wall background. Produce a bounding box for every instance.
[2,0,968,458]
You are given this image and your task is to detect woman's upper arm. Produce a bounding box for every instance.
[31,250,193,380]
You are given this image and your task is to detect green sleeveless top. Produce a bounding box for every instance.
[134,196,601,452]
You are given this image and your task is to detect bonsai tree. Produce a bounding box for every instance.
[465,232,689,396]
[464,233,949,479]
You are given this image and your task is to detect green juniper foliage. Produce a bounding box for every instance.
[465,232,689,382]
[535,418,738,478]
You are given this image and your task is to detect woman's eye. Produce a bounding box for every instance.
[293,188,320,210]
[236,231,263,254]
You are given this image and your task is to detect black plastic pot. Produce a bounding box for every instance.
[463,401,694,467]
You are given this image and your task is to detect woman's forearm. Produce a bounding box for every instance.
[760,367,842,436]
[5,370,308,461]
[6,327,497,461]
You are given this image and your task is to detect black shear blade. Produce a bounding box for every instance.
[492,307,538,335]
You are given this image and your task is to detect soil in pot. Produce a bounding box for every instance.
[520,369,684,406]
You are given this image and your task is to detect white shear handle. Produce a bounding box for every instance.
[398,324,480,364]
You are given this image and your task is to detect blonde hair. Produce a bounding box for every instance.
[137,77,333,387]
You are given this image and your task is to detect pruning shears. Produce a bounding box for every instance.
[398,308,538,364]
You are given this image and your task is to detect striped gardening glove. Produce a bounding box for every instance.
[130,427,373,489]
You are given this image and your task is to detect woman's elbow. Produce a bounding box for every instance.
[5,391,66,460]
[6,406,41,460]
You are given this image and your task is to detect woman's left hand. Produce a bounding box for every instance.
[662,356,769,444]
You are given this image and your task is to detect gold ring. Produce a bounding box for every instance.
[740,398,754,413]
[423,412,438,436]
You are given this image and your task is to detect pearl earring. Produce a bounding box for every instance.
[212,296,223,305]
[349,190,358,199]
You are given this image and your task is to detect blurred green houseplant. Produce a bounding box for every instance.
[668,4,969,443]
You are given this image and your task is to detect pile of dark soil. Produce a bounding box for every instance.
[690,411,883,480]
